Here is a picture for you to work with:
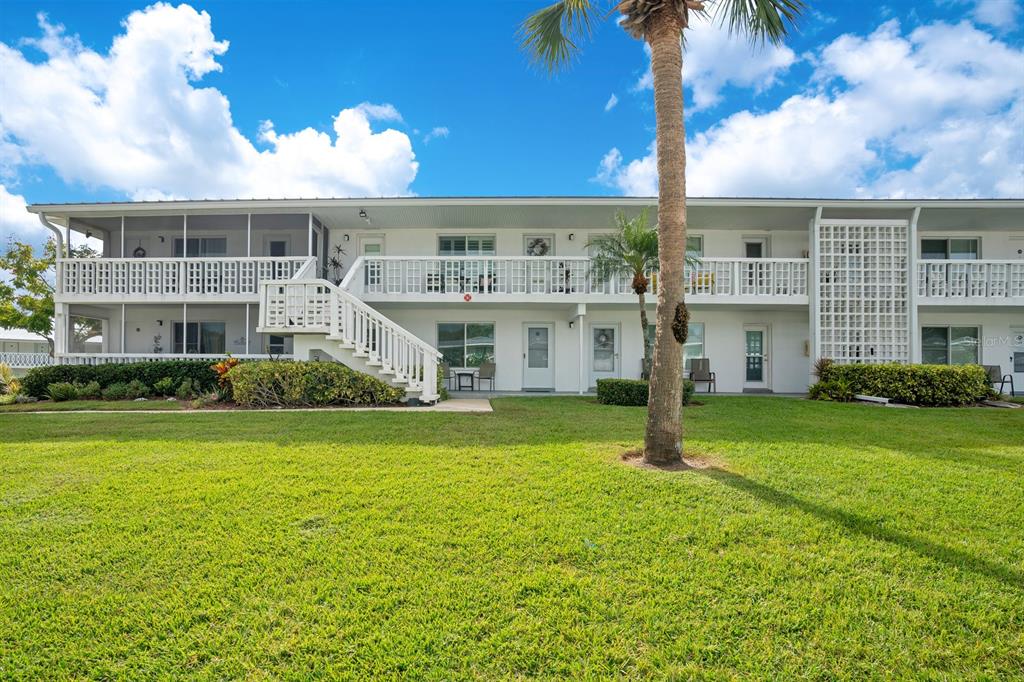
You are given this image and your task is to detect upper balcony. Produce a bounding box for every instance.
[341,256,810,305]
[57,256,316,303]
[917,260,1024,306]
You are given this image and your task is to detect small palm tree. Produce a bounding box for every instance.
[588,210,659,374]
[521,0,803,465]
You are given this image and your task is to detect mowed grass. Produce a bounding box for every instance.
[1,397,1022,679]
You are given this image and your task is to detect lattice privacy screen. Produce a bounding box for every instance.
[818,221,910,364]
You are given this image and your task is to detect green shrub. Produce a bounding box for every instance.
[77,381,103,400]
[811,362,991,407]
[125,380,151,400]
[596,378,697,407]
[101,382,130,401]
[175,378,197,400]
[228,361,404,408]
[153,377,177,396]
[0,362,21,396]
[47,382,79,402]
[807,378,854,402]
[21,360,219,399]
[190,392,218,409]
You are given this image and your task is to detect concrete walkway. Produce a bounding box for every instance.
[1,398,494,415]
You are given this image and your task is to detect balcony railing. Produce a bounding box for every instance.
[56,353,292,365]
[917,260,1024,301]
[0,352,52,369]
[341,256,809,299]
[58,257,315,299]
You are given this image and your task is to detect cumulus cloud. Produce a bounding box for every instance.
[972,0,1020,29]
[0,4,418,200]
[0,184,43,240]
[634,21,797,111]
[604,93,619,112]
[423,126,450,143]
[599,19,1024,198]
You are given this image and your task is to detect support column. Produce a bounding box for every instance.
[307,213,314,257]
[182,303,188,355]
[809,207,823,367]
[120,303,126,354]
[246,214,252,257]
[908,206,922,363]
[120,216,125,258]
[573,303,587,394]
[53,303,69,356]
[245,303,251,356]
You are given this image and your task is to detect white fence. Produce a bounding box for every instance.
[342,256,809,298]
[59,257,314,297]
[918,260,1024,300]
[56,353,290,365]
[0,352,52,369]
[260,279,441,400]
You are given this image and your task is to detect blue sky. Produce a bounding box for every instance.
[0,0,1022,243]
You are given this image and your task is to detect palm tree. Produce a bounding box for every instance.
[588,210,660,375]
[521,0,802,465]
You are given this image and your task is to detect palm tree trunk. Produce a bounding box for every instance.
[639,291,650,377]
[643,5,687,465]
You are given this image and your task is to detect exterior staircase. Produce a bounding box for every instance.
[257,279,441,403]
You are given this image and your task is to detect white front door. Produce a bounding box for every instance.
[523,324,555,390]
[359,236,384,290]
[743,325,770,391]
[590,324,620,387]
[1012,328,1024,396]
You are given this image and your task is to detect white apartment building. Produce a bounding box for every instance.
[26,197,1024,402]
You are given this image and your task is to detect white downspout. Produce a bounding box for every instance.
[809,207,823,370]
[38,213,68,357]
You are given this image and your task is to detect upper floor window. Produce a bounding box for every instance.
[921,238,978,260]
[922,326,979,365]
[439,236,495,256]
[686,236,703,259]
[174,237,227,257]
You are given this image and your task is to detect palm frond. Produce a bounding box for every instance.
[711,0,804,45]
[586,209,659,284]
[520,0,602,72]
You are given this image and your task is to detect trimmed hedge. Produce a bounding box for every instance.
[813,362,991,407]
[227,361,405,408]
[21,360,219,398]
[596,378,696,407]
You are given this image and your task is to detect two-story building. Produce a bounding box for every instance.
[26,197,1024,401]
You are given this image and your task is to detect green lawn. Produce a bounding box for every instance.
[0,399,186,412]
[1,397,1022,678]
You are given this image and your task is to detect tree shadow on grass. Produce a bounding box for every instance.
[701,466,1024,592]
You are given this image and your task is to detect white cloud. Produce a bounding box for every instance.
[604,93,619,112]
[0,184,44,240]
[634,21,797,111]
[0,4,418,200]
[599,19,1024,198]
[972,0,1020,29]
[423,126,449,143]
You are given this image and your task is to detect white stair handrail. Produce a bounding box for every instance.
[260,278,442,400]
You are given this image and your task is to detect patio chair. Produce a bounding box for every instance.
[477,361,496,391]
[441,362,455,391]
[689,358,716,393]
[984,364,1014,397]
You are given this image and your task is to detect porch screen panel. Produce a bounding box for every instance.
[817,220,909,364]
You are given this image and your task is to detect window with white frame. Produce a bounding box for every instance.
[920,238,979,260]
[647,322,705,370]
[686,235,703,259]
[172,321,226,354]
[438,236,496,256]
[173,237,228,257]
[922,326,979,365]
[438,323,495,368]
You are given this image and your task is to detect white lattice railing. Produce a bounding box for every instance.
[56,353,291,366]
[259,279,441,400]
[0,352,52,368]
[58,257,315,298]
[341,256,809,299]
[918,260,1024,300]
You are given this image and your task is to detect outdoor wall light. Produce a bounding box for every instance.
[343,234,350,241]
[569,320,575,329]
[159,236,165,243]
[358,209,367,219]
[157,320,163,326]
[568,233,575,241]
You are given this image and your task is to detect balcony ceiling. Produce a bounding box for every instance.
[29,196,1024,234]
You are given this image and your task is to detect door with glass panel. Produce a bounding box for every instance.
[1012,328,1024,396]
[589,324,620,387]
[522,324,554,390]
[358,236,384,291]
[743,325,770,390]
